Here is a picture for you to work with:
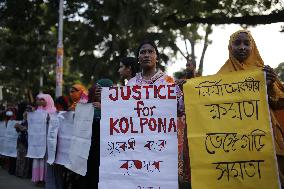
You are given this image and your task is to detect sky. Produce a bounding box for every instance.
[167,23,284,77]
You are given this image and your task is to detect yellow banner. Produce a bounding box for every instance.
[183,69,280,189]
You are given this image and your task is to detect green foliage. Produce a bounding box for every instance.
[0,0,282,102]
[173,69,186,80]
[274,62,284,82]
[0,0,59,102]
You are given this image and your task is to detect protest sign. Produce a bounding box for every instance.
[26,111,48,158]
[0,121,6,154]
[99,85,178,189]
[47,113,59,164]
[66,103,94,176]
[55,111,74,166]
[183,70,280,189]
[1,120,20,157]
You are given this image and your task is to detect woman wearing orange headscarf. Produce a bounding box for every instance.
[218,29,284,186]
[69,84,88,111]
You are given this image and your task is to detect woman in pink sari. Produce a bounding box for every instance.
[32,93,56,185]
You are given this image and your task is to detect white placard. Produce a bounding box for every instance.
[99,85,178,189]
[47,113,59,164]
[66,103,94,176]
[54,111,74,166]
[2,120,21,157]
[0,121,6,155]
[26,111,48,158]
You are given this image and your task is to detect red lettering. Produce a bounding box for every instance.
[157,85,166,99]
[148,118,157,131]
[133,160,142,169]
[109,87,118,101]
[152,161,162,170]
[158,118,167,133]
[111,117,177,135]
[168,118,177,132]
[140,118,148,133]
[119,117,129,134]
[143,85,153,99]
[121,86,131,100]
[130,117,138,133]
[154,85,158,98]
[132,85,142,100]
[150,106,156,116]
[168,84,176,99]
[120,161,129,170]
[110,118,120,135]
[134,101,144,117]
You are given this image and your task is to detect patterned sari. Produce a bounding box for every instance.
[128,71,190,188]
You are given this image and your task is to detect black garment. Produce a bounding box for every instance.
[8,157,16,175]
[17,120,28,148]
[86,117,100,189]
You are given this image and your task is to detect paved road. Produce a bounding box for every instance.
[0,168,39,189]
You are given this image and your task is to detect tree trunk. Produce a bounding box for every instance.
[198,44,208,76]
[197,25,212,76]
[189,38,196,67]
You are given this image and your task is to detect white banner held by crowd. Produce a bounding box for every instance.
[26,111,48,158]
[2,120,21,157]
[66,103,94,176]
[99,85,178,189]
[47,113,60,164]
[0,121,6,155]
[55,111,74,166]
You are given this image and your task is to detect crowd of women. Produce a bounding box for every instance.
[0,29,284,189]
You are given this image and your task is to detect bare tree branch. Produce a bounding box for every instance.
[198,25,212,76]
[188,38,196,66]
[175,44,187,59]
[184,40,190,58]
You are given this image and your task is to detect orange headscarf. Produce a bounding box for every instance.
[69,84,88,111]
[218,29,284,155]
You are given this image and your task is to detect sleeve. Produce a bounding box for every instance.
[176,85,185,117]
[269,80,284,110]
